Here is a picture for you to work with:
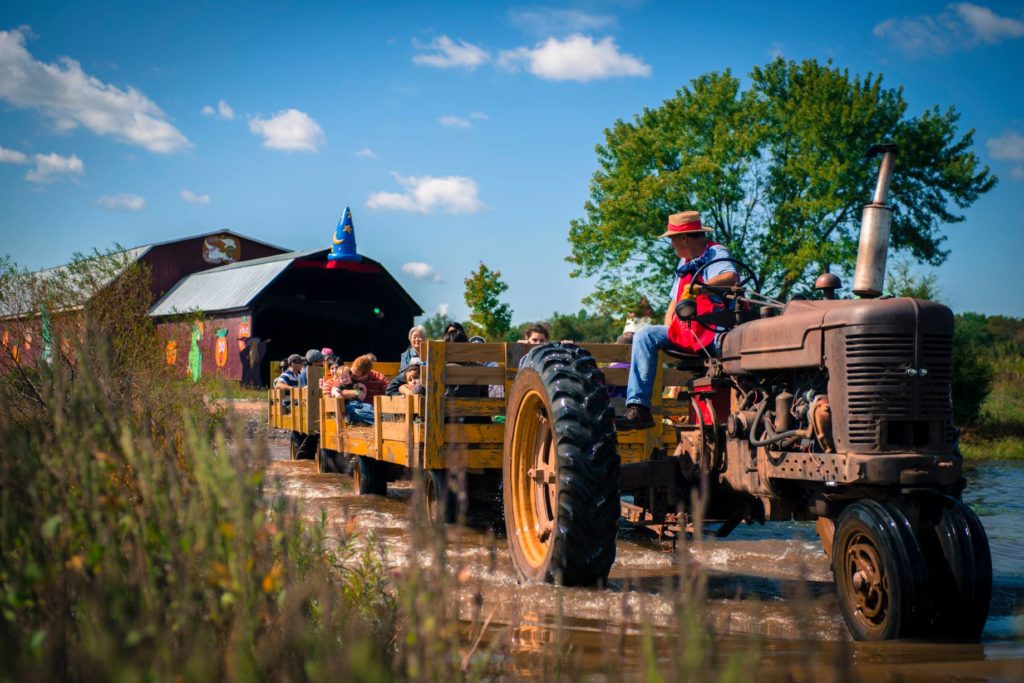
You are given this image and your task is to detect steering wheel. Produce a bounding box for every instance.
[676,257,761,334]
[690,257,760,296]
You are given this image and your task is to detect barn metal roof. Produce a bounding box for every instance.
[148,248,327,316]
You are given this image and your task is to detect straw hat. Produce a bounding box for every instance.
[660,210,713,238]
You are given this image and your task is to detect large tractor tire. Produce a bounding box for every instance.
[353,455,387,496]
[916,495,992,640]
[832,500,929,640]
[503,344,619,586]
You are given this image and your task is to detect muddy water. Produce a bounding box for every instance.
[265,440,1024,681]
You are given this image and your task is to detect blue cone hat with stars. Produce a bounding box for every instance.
[327,206,361,262]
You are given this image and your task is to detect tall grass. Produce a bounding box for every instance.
[0,331,399,681]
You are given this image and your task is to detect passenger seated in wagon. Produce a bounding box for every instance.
[332,354,388,425]
[386,360,424,397]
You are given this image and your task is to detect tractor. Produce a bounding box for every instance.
[502,144,992,641]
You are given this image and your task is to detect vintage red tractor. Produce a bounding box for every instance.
[502,145,991,641]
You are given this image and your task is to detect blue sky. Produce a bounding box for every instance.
[2,1,1023,321]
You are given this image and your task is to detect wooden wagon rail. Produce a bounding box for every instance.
[268,340,690,472]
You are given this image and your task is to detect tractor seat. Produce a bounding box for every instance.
[662,347,709,371]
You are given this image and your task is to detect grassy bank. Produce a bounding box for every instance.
[961,351,1024,460]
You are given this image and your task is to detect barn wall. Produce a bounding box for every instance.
[143,234,287,302]
[157,311,253,383]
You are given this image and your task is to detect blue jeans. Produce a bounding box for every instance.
[626,325,720,407]
[345,400,375,425]
[626,325,674,407]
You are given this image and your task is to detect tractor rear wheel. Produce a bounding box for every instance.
[833,500,929,640]
[503,344,619,586]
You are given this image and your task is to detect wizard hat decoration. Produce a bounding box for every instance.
[327,206,361,262]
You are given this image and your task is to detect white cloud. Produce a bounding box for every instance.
[413,35,489,69]
[355,147,376,158]
[0,145,28,164]
[402,262,443,282]
[874,3,1024,55]
[201,99,234,120]
[216,99,234,120]
[1011,166,1024,180]
[0,27,190,153]
[248,108,325,152]
[96,193,145,211]
[439,114,471,128]
[469,111,489,120]
[366,173,484,214]
[0,145,84,182]
[181,188,211,205]
[499,34,651,82]
[987,131,1024,160]
[957,3,1024,41]
[26,152,83,183]
[437,302,450,317]
[508,7,616,35]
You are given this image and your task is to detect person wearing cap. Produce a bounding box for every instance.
[299,348,325,387]
[616,210,738,431]
[274,354,304,389]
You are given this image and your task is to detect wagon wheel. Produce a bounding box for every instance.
[422,468,458,525]
[353,455,387,496]
[832,500,928,640]
[503,344,619,586]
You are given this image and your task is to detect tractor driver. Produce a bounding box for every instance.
[616,211,738,431]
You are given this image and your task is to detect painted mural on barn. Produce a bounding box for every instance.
[158,312,265,385]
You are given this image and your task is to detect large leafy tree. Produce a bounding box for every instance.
[463,262,513,340]
[568,58,995,314]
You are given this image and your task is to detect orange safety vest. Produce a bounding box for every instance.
[667,242,727,353]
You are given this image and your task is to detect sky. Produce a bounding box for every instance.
[1,0,1023,322]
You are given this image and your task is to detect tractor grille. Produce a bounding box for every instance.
[842,332,953,450]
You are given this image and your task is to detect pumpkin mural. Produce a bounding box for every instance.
[237,316,251,352]
[165,339,178,365]
[215,328,229,368]
[1,330,16,363]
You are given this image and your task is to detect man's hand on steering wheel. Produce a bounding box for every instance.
[680,282,703,299]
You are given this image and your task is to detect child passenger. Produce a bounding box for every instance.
[386,361,424,396]
[332,354,388,425]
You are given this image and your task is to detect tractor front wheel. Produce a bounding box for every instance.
[833,500,929,640]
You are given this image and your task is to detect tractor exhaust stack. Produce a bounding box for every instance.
[853,144,898,298]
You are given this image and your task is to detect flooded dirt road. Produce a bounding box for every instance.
[264,438,1024,681]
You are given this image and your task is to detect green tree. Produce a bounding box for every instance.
[463,262,512,340]
[886,259,940,300]
[420,311,455,340]
[953,313,995,425]
[568,58,995,315]
[548,309,622,343]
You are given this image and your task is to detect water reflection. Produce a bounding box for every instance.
[266,440,1024,680]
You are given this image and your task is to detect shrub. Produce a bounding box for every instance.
[953,313,994,426]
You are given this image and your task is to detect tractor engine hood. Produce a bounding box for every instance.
[719,298,953,374]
